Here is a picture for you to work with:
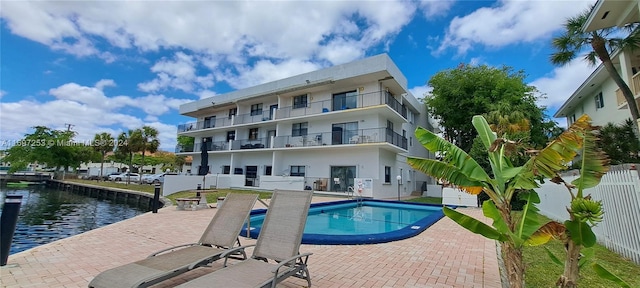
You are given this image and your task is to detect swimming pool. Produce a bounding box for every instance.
[241,199,447,245]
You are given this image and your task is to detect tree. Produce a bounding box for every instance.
[551,6,640,131]
[93,132,115,181]
[598,119,640,164]
[136,126,160,171]
[3,126,96,174]
[407,115,607,288]
[114,130,140,184]
[425,64,557,152]
[177,135,194,152]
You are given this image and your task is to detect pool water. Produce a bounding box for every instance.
[243,199,446,245]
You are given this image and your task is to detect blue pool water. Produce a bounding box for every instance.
[242,199,446,245]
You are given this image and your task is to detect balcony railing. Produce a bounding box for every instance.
[614,72,640,108]
[178,117,233,132]
[273,127,407,149]
[178,90,407,133]
[276,90,406,119]
[175,127,408,153]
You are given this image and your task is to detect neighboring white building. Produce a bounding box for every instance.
[555,0,640,127]
[175,54,437,199]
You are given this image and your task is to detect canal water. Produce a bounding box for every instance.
[0,185,146,254]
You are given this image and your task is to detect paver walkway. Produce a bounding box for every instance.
[0,196,500,287]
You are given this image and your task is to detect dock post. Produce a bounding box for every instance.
[1,195,23,266]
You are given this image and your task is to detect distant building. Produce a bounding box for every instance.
[176,54,438,198]
[555,0,640,128]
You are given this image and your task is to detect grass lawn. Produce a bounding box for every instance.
[68,179,273,204]
[405,196,443,205]
[405,197,640,287]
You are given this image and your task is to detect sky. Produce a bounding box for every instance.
[0,0,598,151]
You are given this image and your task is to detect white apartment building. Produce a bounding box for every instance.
[175,54,436,199]
[555,0,640,128]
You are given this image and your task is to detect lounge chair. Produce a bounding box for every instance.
[176,189,313,288]
[88,193,259,288]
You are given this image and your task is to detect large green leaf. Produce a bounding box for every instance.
[512,115,593,189]
[443,206,507,241]
[414,127,491,182]
[481,200,510,234]
[565,219,596,247]
[571,117,610,197]
[472,115,497,151]
[544,246,563,266]
[407,157,486,193]
[592,263,632,288]
[517,191,541,241]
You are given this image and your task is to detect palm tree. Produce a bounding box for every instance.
[115,130,142,184]
[137,126,160,173]
[551,6,640,129]
[93,132,115,181]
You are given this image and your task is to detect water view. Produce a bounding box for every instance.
[0,185,146,254]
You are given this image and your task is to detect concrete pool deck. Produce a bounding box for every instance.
[0,196,501,287]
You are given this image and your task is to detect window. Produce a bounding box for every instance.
[250,104,263,116]
[223,166,230,174]
[387,120,394,131]
[292,122,308,137]
[249,128,259,140]
[293,94,308,109]
[332,90,357,111]
[570,114,576,124]
[204,116,215,128]
[595,92,604,109]
[228,108,237,119]
[227,131,235,141]
[384,166,391,183]
[290,166,305,177]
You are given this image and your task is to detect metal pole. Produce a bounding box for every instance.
[1,195,23,266]
[152,184,161,213]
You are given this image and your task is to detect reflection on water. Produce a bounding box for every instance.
[0,185,145,254]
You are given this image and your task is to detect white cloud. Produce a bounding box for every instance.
[95,79,116,90]
[0,90,6,98]
[217,59,323,89]
[434,0,592,55]
[530,59,596,110]
[0,80,193,150]
[138,52,214,93]
[419,0,455,18]
[409,84,433,100]
[1,1,416,65]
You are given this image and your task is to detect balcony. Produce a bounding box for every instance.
[177,117,233,133]
[274,127,407,150]
[175,127,408,154]
[177,90,407,134]
[615,71,640,109]
[276,90,406,119]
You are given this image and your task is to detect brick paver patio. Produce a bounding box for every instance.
[0,196,500,287]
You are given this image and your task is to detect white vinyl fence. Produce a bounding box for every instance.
[535,164,640,265]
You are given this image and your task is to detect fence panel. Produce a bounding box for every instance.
[536,164,640,265]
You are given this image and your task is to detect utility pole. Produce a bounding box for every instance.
[64,123,74,131]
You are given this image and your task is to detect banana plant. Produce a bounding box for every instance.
[525,115,614,288]
[408,114,601,288]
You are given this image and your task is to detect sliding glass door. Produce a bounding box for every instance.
[330,166,356,192]
[331,122,358,145]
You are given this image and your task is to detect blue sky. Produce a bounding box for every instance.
[0,0,597,150]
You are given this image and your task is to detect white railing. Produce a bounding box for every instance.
[535,164,640,265]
